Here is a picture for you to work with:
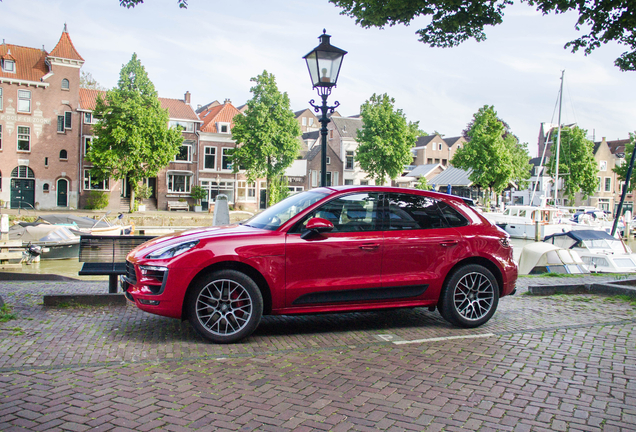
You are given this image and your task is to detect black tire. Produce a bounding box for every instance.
[187,269,263,344]
[438,264,499,328]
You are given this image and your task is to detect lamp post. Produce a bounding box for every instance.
[303,30,347,187]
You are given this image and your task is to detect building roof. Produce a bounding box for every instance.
[49,28,84,61]
[331,116,362,139]
[0,43,49,82]
[429,167,473,186]
[415,135,439,147]
[604,138,630,156]
[302,130,320,141]
[444,136,464,146]
[196,100,220,114]
[79,88,199,121]
[198,102,242,133]
[405,164,442,178]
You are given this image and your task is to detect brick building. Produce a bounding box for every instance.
[0,27,83,210]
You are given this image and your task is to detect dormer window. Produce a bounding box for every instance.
[217,122,230,134]
[2,59,15,73]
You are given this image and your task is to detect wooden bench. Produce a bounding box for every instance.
[78,235,155,293]
[168,201,189,211]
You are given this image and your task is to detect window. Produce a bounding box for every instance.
[387,194,467,230]
[43,183,49,192]
[61,79,70,90]
[438,143,443,151]
[2,60,15,73]
[18,90,31,113]
[175,143,192,162]
[204,147,216,170]
[326,157,331,165]
[60,149,68,160]
[84,113,93,124]
[65,112,72,130]
[311,170,318,187]
[84,137,92,155]
[308,118,314,126]
[604,177,612,192]
[427,158,433,164]
[17,126,30,151]
[221,148,233,170]
[44,157,48,167]
[344,179,354,185]
[346,151,354,170]
[57,116,65,132]
[168,173,191,193]
[600,160,607,171]
[300,192,381,233]
[237,181,256,202]
[360,180,369,186]
[84,170,109,190]
[329,130,333,139]
[302,117,307,126]
[597,177,602,192]
[169,121,194,132]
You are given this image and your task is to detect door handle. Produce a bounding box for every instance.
[359,243,380,250]
[440,240,459,247]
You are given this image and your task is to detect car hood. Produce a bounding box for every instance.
[130,224,268,256]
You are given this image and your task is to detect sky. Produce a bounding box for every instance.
[2,0,635,157]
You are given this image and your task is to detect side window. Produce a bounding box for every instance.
[437,201,469,227]
[387,193,448,230]
[295,192,380,233]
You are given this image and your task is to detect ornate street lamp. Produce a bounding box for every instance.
[303,30,347,187]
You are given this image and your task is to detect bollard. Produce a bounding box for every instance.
[212,194,230,226]
[535,220,540,242]
[0,214,8,242]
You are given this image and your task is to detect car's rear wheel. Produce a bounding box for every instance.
[439,264,499,328]
[187,270,263,343]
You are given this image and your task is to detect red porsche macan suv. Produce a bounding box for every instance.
[123,186,517,343]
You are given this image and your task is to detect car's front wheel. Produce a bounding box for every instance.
[187,270,263,343]
[438,264,499,328]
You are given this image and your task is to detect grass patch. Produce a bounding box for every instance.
[605,295,636,306]
[0,305,17,323]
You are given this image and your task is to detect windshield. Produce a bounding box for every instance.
[243,190,328,230]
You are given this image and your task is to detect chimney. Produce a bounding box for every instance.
[224,98,231,104]
[197,104,202,110]
[184,91,191,104]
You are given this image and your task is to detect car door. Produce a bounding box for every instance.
[381,193,465,302]
[285,192,383,308]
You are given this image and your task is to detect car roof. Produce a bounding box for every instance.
[325,185,467,204]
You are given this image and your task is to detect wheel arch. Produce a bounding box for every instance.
[442,256,504,296]
[181,261,273,320]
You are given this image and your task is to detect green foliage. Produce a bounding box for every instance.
[415,176,432,191]
[329,0,636,71]
[85,191,109,210]
[231,70,301,206]
[546,126,598,203]
[612,132,636,191]
[268,176,291,206]
[451,105,530,205]
[190,185,207,202]
[355,93,419,185]
[87,53,183,212]
[0,305,17,323]
[135,184,153,201]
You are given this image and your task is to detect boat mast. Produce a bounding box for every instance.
[553,70,564,207]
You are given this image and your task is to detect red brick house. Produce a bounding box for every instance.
[0,26,83,209]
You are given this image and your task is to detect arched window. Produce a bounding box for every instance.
[60,149,68,160]
[43,183,50,192]
[61,78,70,90]
[11,166,35,178]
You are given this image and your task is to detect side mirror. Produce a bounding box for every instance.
[300,217,334,239]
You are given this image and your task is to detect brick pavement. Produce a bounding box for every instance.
[0,275,635,431]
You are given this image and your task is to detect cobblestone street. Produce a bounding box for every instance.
[1,275,635,431]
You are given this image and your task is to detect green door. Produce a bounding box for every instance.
[11,178,35,209]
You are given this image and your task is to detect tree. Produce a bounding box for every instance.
[613,132,636,191]
[120,0,188,8]
[87,53,183,212]
[415,176,432,191]
[451,105,530,207]
[545,126,598,204]
[231,70,301,207]
[329,0,636,71]
[80,71,106,91]
[355,93,419,185]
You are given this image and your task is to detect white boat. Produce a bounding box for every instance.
[484,205,572,240]
[9,223,80,260]
[543,229,636,273]
[518,242,589,275]
[39,213,133,236]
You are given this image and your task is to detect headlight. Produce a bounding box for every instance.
[145,240,199,260]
